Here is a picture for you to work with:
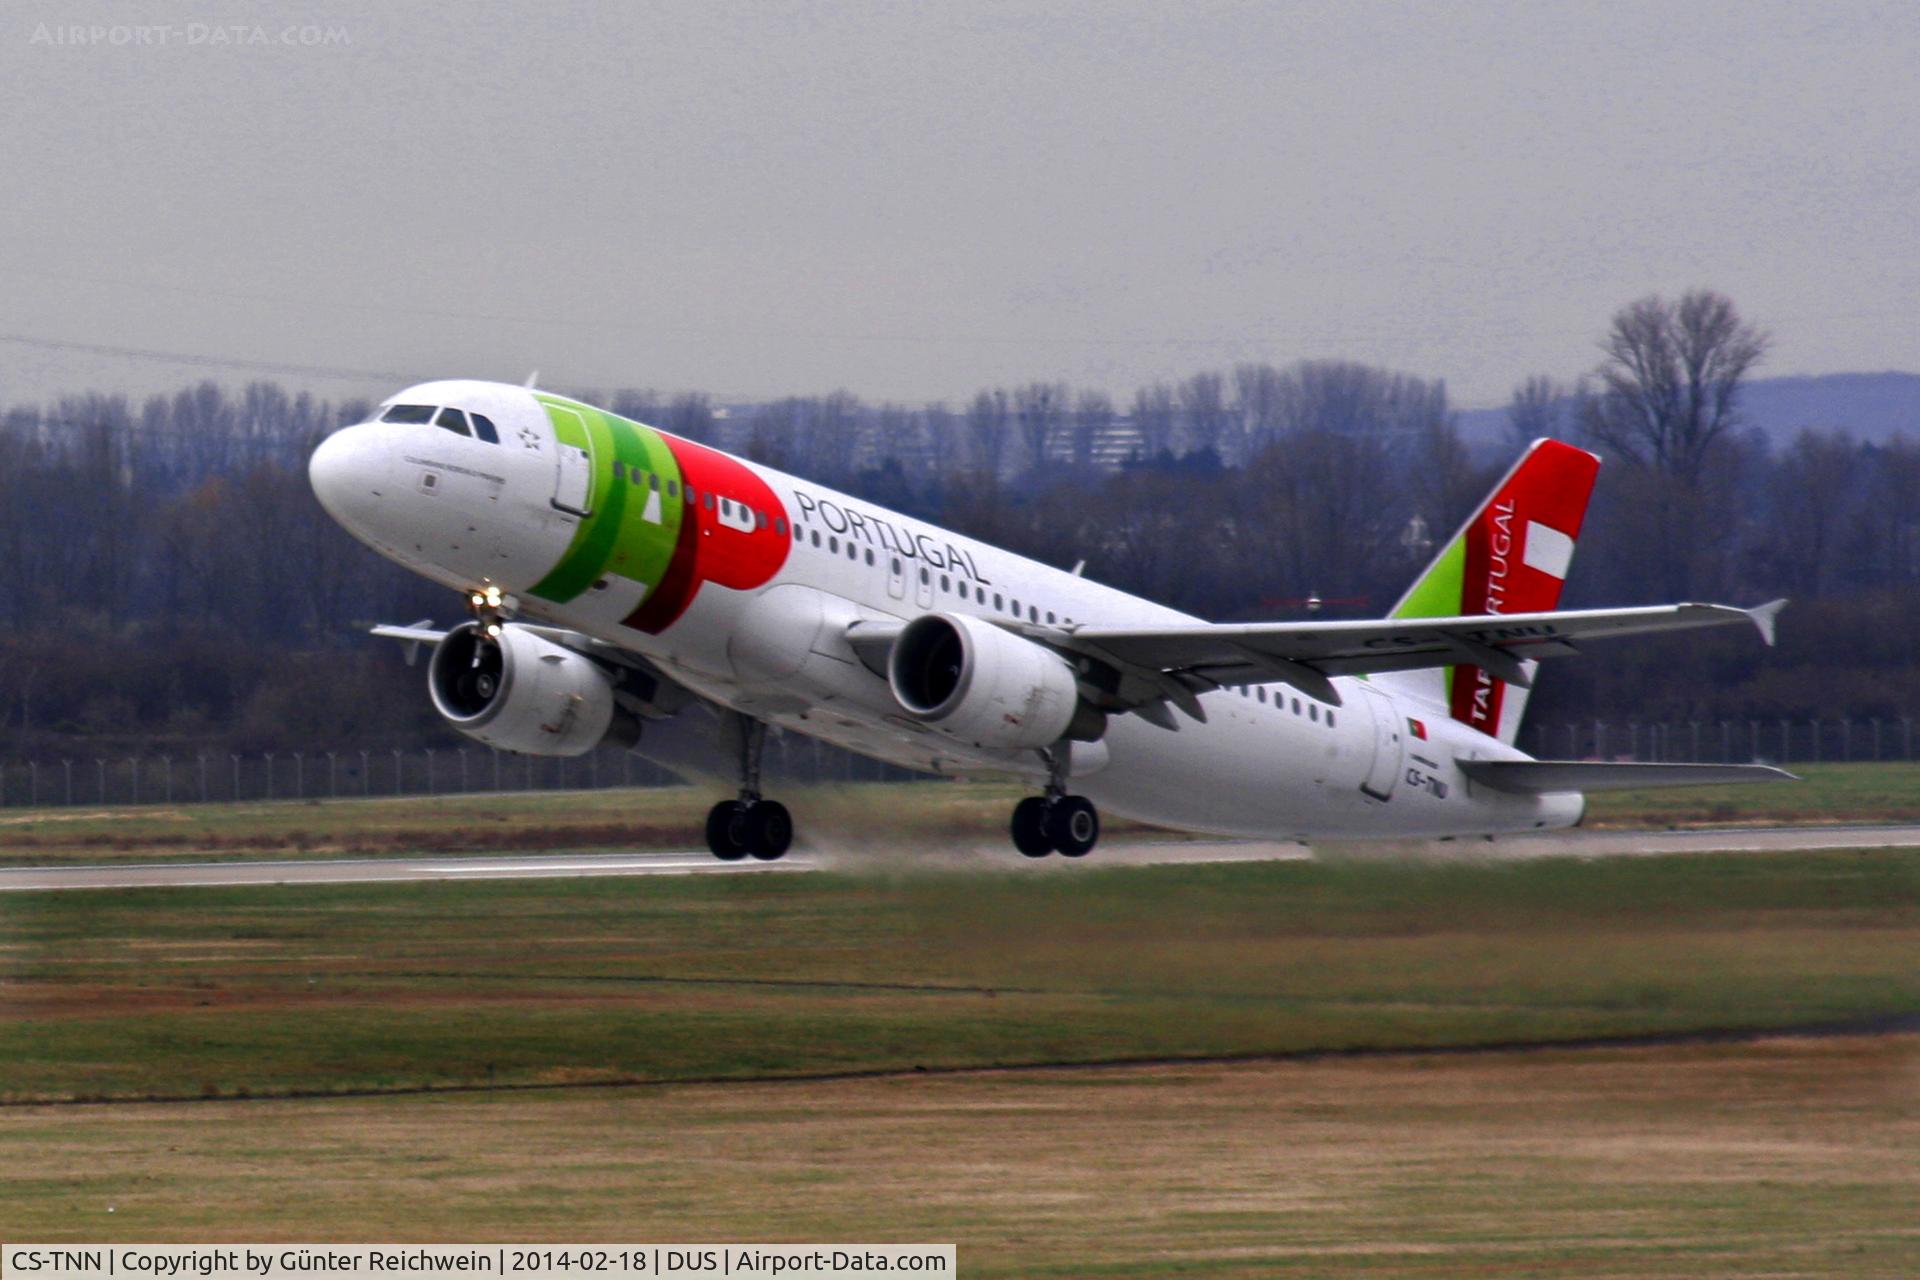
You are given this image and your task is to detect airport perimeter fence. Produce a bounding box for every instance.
[0,716,1912,809]
[0,734,927,810]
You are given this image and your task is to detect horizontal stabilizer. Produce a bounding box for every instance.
[1458,759,1798,795]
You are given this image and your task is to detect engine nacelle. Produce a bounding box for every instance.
[887,611,1103,751]
[428,621,622,756]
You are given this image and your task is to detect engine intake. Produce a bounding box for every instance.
[888,611,1103,751]
[428,621,630,756]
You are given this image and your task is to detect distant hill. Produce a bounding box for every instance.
[1458,372,1920,449]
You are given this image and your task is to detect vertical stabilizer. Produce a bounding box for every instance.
[1376,438,1600,744]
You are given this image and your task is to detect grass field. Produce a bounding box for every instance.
[2,1036,1914,1274]
[3,761,1920,868]
[3,850,1914,1102]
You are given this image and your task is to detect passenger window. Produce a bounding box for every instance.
[865,549,874,566]
[891,557,902,573]
[1047,611,1056,624]
[846,543,856,560]
[613,460,626,480]
[811,531,821,547]
[977,587,986,604]
[993,594,1003,610]
[1327,711,1336,728]
[667,480,679,497]
[775,519,787,536]
[920,567,930,584]
[940,574,950,592]
[470,412,501,444]
[380,404,435,424]
[1292,698,1302,715]
[703,492,714,510]
[829,536,839,553]
[1310,704,1319,722]
[1028,605,1038,622]
[1257,688,1267,703]
[1012,599,1021,614]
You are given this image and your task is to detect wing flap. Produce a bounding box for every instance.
[1067,600,1780,695]
[1458,759,1798,795]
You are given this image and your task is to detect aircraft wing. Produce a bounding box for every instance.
[1457,759,1799,794]
[1050,600,1783,709]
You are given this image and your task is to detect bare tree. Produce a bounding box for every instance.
[966,389,1011,479]
[1013,381,1068,473]
[1581,290,1769,488]
[1070,390,1114,469]
[1765,429,1860,597]
[1179,370,1232,459]
[1130,383,1177,460]
[1232,362,1286,457]
[1506,375,1565,448]
[1579,290,1768,596]
[920,401,957,481]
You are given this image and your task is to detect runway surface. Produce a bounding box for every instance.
[2,823,1917,892]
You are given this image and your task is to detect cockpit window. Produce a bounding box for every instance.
[436,407,472,437]
[381,404,436,424]
[470,412,501,444]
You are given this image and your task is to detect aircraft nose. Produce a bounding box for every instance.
[309,424,392,536]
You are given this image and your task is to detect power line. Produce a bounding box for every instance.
[0,333,417,385]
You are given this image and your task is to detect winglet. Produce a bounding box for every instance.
[1747,598,1786,647]
[523,369,540,389]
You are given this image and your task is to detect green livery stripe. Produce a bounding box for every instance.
[1389,530,1467,703]
[1391,532,1466,620]
[527,395,687,604]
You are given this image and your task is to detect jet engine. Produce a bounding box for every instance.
[887,611,1105,751]
[428,621,634,756]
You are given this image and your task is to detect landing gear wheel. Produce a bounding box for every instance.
[705,800,749,861]
[1046,795,1099,857]
[746,800,793,861]
[1011,796,1054,857]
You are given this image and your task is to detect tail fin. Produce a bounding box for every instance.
[1376,438,1600,744]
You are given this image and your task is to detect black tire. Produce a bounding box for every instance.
[706,800,748,861]
[1046,795,1099,857]
[1011,796,1054,857]
[747,800,793,861]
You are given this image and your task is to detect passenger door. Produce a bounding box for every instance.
[547,405,593,517]
[1357,684,1402,802]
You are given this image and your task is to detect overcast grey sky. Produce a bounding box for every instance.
[3,0,1916,411]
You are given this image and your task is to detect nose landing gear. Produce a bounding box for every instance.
[1009,741,1100,858]
[704,714,794,861]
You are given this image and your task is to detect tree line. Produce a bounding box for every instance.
[1,289,1915,761]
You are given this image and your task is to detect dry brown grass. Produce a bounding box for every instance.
[3,1035,1914,1277]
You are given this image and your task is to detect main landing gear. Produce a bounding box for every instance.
[1009,742,1100,858]
[705,715,794,862]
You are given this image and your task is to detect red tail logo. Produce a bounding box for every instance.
[1450,441,1600,735]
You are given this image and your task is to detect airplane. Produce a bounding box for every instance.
[308,379,1792,861]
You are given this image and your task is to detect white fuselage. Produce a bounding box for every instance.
[311,380,1580,840]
